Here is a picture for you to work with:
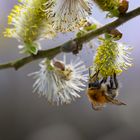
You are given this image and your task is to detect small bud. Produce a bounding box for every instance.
[72,43,83,55]
[118,0,129,15]
[93,0,120,17]
[108,29,123,40]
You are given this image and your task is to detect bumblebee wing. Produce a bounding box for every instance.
[106,96,126,105]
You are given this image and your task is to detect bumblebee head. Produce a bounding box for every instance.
[88,80,100,88]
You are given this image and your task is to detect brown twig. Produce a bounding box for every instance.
[0,7,140,70]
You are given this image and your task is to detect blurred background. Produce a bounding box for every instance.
[0,1,140,140]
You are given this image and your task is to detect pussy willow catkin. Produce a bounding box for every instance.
[4,0,55,54]
[94,38,132,77]
[93,0,128,17]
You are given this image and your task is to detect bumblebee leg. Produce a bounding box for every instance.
[88,83,92,88]
[107,84,111,92]
[91,103,95,110]
[93,71,99,80]
[91,103,102,111]
[103,77,107,83]
[109,98,126,105]
[110,76,114,88]
[89,69,99,81]
[88,70,100,88]
[91,103,96,110]
[113,73,118,89]
[100,77,107,85]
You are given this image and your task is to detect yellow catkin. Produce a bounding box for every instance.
[93,0,125,17]
[4,0,55,54]
[94,38,132,77]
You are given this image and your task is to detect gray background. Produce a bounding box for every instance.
[0,1,140,140]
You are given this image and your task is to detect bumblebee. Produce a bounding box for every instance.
[87,70,126,110]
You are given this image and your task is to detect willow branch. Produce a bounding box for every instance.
[0,7,140,70]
